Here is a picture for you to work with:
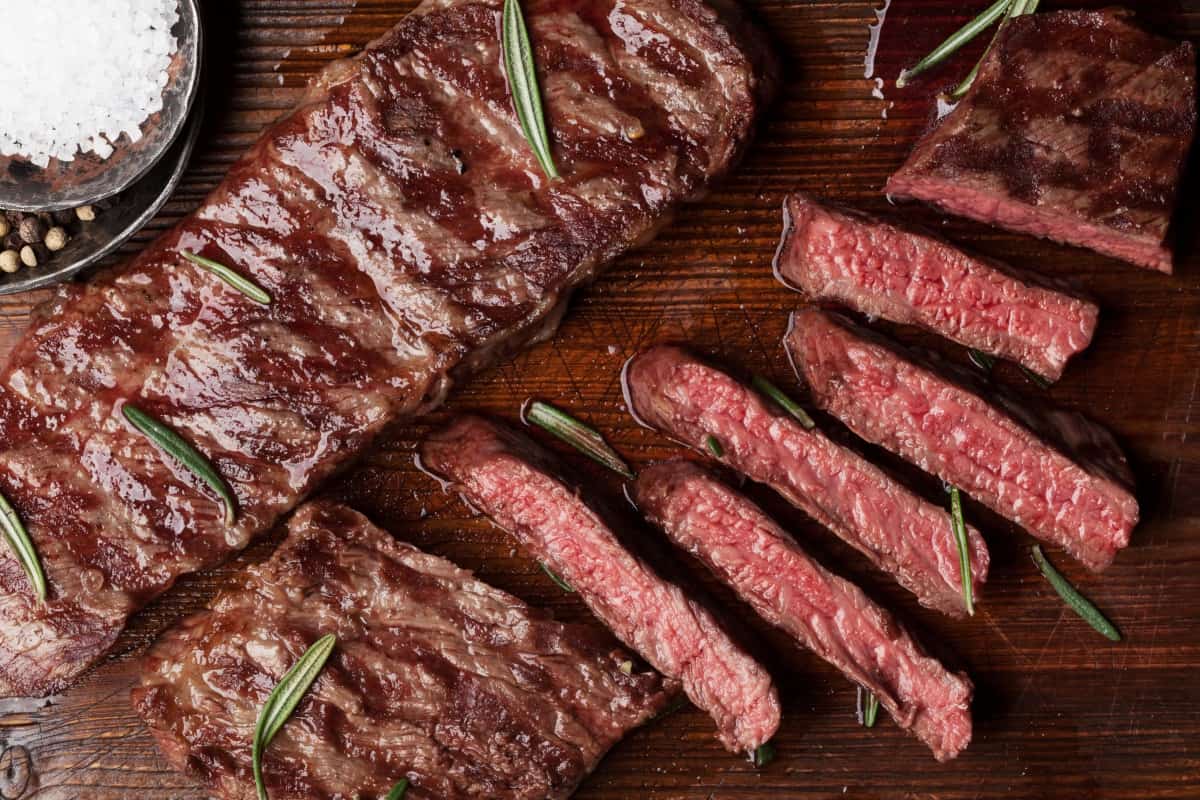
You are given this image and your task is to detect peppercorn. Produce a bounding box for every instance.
[0,250,19,274]
[18,216,45,245]
[51,208,76,226]
[44,227,68,252]
[3,232,22,251]
[75,205,96,222]
[0,218,8,239]
[19,245,38,268]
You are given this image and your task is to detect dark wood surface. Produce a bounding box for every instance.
[0,1,1198,797]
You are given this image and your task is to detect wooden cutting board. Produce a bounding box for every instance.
[0,1,1197,797]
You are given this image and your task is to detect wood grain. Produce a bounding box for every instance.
[2,1,1199,797]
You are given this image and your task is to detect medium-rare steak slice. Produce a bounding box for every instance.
[623,346,988,617]
[774,193,1099,381]
[419,415,780,754]
[886,9,1197,273]
[635,461,973,762]
[786,309,1138,571]
[0,0,772,697]
[134,501,673,800]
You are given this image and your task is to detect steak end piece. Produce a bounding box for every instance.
[886,9,1197,273]
[133,501,673,800]
[635,461,973,762]
[0,0,772,698]
[774,193,1099,381]
[419,415,781,754]
[623,345,988,617]
[786,308,1139,571]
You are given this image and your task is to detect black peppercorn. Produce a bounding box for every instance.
[3,232,23,251]
[18,216,46,245]
[51,208,76,226]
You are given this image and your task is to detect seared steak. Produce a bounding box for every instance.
[0,0,771,696]
[635,461,972,762]
[419,415,781,754]
[886,9,1197,273]
[774,193,1099,381]
[623,346,988,617]
[787,309,1138,571]
[134,502,672,800]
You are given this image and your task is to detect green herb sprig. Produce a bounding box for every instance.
[948,486,975,616]
[968,348,996,373]
[524,401,633,478]
[947,0,1040,100]
[253,634,338,800]
[1030,545,1121,642]
[896,0,1011,87]
[0,490,46,602]
[123,404,237,526]
[1020,366,1053,390]
[501,0,559,179]
[181,251,272,305]
[859,687,880,728]
[540,561,575,592]
[752,741,776,768]
[705,435,724,458]
[385,779,410,800]
[752,375,816,430]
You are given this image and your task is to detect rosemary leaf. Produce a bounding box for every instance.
[752,741,776,768]
[181,251,272,305]
[501,0,559,179]
[253,634,338,800]
[1031,545,1121,642]
[1021,366,1053,390]
[947,0,1038,100]
[539,561,575,593]
[705,435,725,458]
[525,401,633,478]
[968,348,996,373]
[896,0,1011,87]
[0,490,47,602]
[752,375,816,429]
[858,686,880,728]
[123,404,237,526]
[385,779,410,800]
[948,486,976,616]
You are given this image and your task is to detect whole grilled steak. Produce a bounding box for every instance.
[623,346,988,617]
[0,0,771,697]
[635,461,972,762]
[133,502,672,800]
[887,9,1196,273]
[420,415,780,754]
[774,194,1099,381]
[787,309,1138,571]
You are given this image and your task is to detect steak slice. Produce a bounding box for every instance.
[133,501,672,800]
[624,345,988,617]
[635,461,973,762]
[419,415,781,754]
[786,309,1139,571]
[0,0,771,697]
[886,9,1197,273]
[774,193,1099,381]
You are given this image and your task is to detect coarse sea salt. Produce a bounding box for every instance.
[0,1,180,168]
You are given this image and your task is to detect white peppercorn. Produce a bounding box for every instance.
[0,250,19,274]
[0,218,9,239]
[75,205,96,222]
[44,227,68,252]
[19,245,38,268]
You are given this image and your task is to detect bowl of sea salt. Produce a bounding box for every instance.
[0,0,201,212]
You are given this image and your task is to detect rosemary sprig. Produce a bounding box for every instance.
[948,486,975,616]
[705,435,725,458]
[752,375,816,430]
[896,0,1011,87]
[501,0,559,179]
[524,401,634,478]
[385,779,410,800]
[181,251,272,305]
[253,634,338,800]
[751,741,776,768]
[123,404,237,526]
[968,348,996,373]
[858,686,880,727]
[540,561,575,592]
[947,0,1040,101]
[1020,366,1053,390]
[0,490,46,602]
[1030,545,1121,642]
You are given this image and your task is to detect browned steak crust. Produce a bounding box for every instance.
[0,0,772,697]
[133,501,672,800]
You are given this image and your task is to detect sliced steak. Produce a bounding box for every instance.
[774,193,1099,381]
[134,501,672,800]
[886,9,1197,273]
[0,0,772,697]
[786,309,1138,571]
[623,346,988,617]
[419,415,780,754]
[635,461,972,761]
